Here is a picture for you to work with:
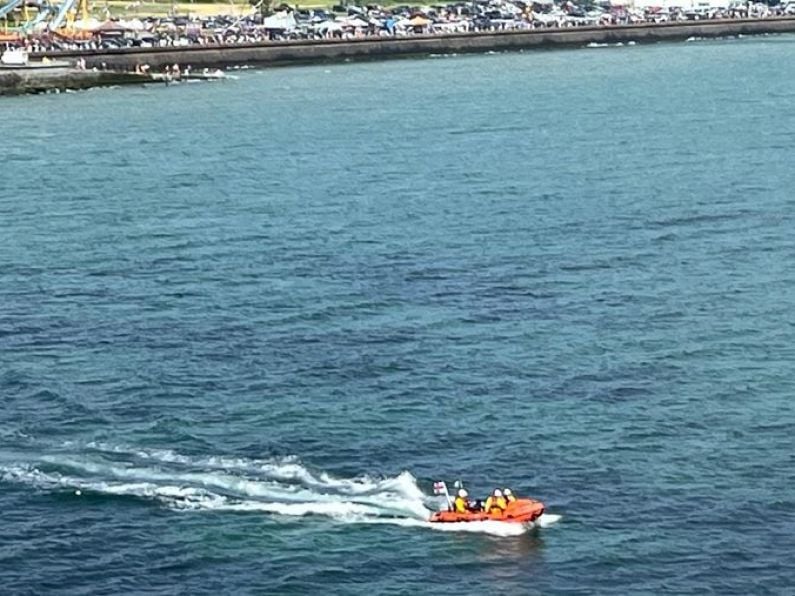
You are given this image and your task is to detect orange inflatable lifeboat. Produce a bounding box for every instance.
[430,498,545,524]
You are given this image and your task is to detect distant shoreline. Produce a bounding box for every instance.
[32,17,795,71]
[2,17,794,96]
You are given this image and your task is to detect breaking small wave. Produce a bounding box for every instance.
[0,443,559,536]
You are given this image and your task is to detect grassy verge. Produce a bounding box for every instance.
[103,1,253,18]
[4,0,407,21]
[101,0,379,18]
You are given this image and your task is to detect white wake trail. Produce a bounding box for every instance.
[1,445,559,536]
[1,450,434,522]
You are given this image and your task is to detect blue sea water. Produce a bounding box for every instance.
[2,35,795,594]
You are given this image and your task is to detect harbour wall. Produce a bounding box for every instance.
[34,17,795,71]
[0,69,153,95]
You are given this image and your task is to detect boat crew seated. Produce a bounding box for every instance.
[484,488,507,514]
[503,488,517,503]
[453,488,470,513]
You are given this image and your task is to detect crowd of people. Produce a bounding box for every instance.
[8,0,795,52]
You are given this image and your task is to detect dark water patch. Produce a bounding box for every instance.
[644,210,753,230]
[558,260,615,272]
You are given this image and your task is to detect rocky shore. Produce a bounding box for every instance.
[0,68,156,96]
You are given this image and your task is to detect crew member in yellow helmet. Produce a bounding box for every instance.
[453,488,469,513]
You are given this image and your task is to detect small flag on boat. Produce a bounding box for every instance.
[433,481,447,495]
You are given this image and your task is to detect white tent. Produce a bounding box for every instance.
[315,20,343,32]
[123,18,146,31]
[262,11,297,30]
[73,18,102,31]
[339,16,369,28]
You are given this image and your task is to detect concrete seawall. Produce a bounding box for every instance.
[0,69,154,95]
[34,17,795,71]
[2,18,792,95]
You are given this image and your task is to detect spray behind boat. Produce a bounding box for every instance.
[433,479,486,511]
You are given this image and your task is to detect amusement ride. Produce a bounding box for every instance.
[0,0,93,41]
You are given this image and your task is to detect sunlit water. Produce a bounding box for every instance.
[2,36,794,594]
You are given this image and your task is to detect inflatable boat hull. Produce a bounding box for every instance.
[429,498,545,524]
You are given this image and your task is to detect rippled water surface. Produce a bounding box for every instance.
[2,36,795,594]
